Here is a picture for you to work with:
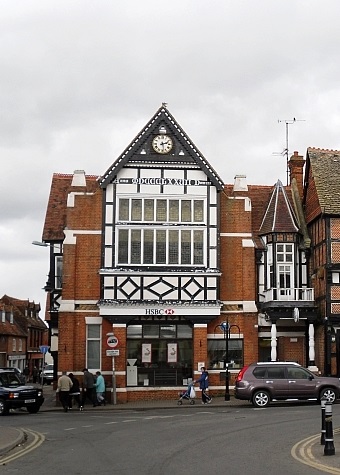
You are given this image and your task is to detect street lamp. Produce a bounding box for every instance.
[214,322,230,401]
[32,240,49,247]
[215,321,241,401]
[32,239,58,387]
[219,322,230,401]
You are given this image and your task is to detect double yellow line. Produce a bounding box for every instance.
[0,428,45,465]
[291,428,340,474]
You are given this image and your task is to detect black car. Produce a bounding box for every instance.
[0,369,44,415]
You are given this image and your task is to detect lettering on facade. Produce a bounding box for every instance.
[113,178,211,186]
[145,308,175,315]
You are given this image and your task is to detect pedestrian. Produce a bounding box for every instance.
[68,373,83,411]
[23,365,30,383]
[32,366,38,384]
[95,371,106,406]
[57,371,73,412]
[193,367,212,405]
[82,368,96,407]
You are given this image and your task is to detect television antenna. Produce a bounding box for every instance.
[278,118,305,185]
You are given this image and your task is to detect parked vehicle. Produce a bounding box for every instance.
[0,367,25,384]
[235,361,340,408]
[41,364,54,385]
[0,369,44,415]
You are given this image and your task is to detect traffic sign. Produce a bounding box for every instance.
[39,345,50,354]
[106,349,119,357]
[107,335,119,348]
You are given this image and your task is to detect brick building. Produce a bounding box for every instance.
[39,106,329,402]
[0,295,48,373]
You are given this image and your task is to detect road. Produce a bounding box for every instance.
[1,402,339,474]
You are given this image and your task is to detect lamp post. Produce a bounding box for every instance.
[215,321,241,402]
[32,240,59,388]
[219,322,230,401]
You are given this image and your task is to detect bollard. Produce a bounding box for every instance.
[324,402,335,456]
[320,398,326,445]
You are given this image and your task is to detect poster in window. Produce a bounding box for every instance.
[142,343,152,363]
[167,343,177,363]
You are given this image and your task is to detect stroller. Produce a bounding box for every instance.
[177,383,196,405]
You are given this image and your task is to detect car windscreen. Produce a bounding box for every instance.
[0,373,21,386]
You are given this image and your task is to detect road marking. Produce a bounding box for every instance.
[122,419,137,423]
[81,425,93,428]
[105,421,118,425]
[64,428,77,431]
[0,428,45,465]
[291,429,340,474]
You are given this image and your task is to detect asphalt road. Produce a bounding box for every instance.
[1,403,340,474]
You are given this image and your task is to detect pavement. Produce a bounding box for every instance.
[1,386,340,473]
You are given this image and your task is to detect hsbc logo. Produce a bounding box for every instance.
[145,308,175,315]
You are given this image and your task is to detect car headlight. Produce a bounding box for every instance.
[9,392,19,399]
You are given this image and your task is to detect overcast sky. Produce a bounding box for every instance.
[1,0,340,317]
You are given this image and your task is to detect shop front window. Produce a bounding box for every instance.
[207,339,243,370]
[127,324,193,386]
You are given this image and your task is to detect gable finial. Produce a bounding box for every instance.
[162,102,168,108]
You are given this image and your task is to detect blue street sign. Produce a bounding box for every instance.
[39,345,50,354]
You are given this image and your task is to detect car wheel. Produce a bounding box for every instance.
[26,404,41,414]
[0,399,9,416]
[320,387,337,404]
[252,390,270,408]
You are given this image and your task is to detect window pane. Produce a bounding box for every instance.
[181,230,191,264]
[181,200,191,222]
[119,199,129,221]
[169,200,179,221]
[156,200,167,221]
[88,325,100,338]
[177,325,192,338]
[193,230,203,265]
[131,229,141,264]
[169,230,179,264]
[143,230,154,264]
[143,325,159,338]
[144,199,154,221]
[194,200,204,222]
[286,244,293,252]
[156,230,166,264]
[207,339,243,369]
[118,229,128,263]
[87,341,100,369]
[160,325,176,338]
[131,199,142,221]
[55,256,63,288]
[277,244,284,252]
[127,325,142,338]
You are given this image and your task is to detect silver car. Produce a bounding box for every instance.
[234,362,340,407]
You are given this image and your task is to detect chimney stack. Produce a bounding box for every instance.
[288,151,305,198]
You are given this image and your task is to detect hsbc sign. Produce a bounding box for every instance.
[145,308,175,315]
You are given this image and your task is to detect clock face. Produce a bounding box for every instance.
[152,135,173,154]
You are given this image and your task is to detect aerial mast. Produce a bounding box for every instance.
[278,118,305,185]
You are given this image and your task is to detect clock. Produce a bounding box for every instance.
[152,134,173,154]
